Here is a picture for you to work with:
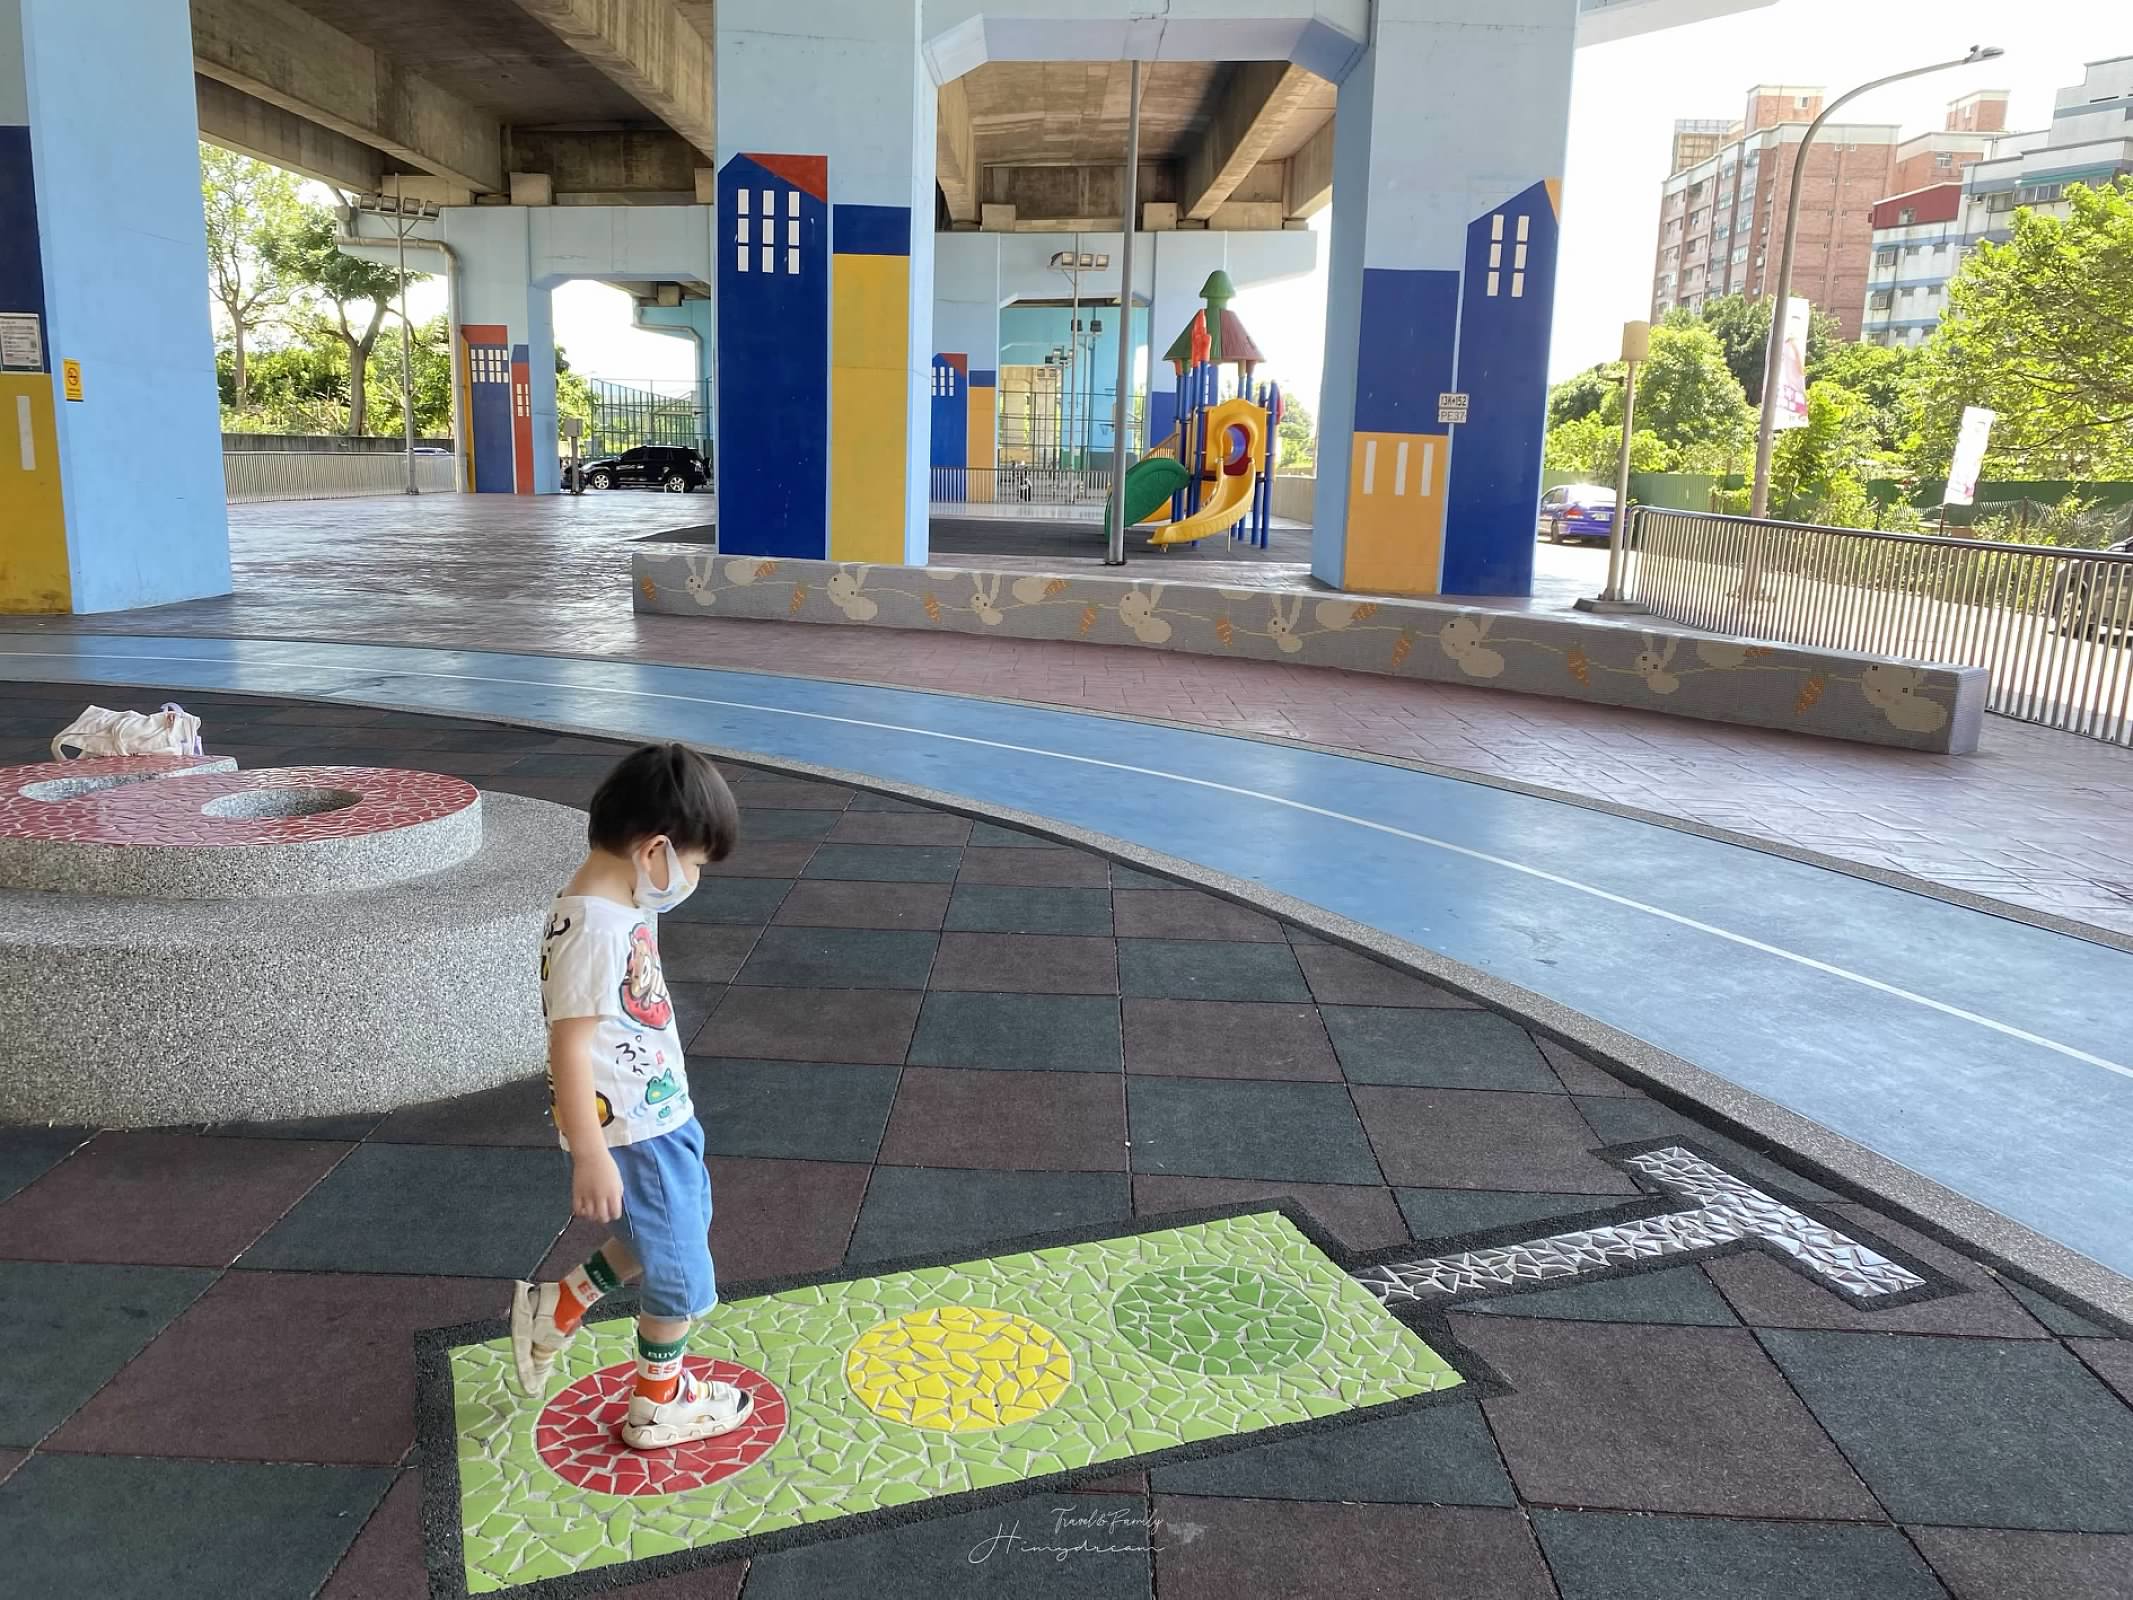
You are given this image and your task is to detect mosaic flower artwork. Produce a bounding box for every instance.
[436,1210,1462,1593]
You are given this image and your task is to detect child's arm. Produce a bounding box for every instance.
[549,1018,625,1223]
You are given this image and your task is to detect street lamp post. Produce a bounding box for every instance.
[1749,45,2003,517]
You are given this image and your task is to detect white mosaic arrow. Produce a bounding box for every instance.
[1354,1145,1928,1308]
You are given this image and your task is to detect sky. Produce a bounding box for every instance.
[350,0,2100,410]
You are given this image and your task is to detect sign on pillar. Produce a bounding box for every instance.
[716,153,829,559]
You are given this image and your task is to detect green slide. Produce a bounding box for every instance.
[1100,455,1193,542]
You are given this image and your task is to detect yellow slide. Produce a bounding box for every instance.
[1142,397,1267,547]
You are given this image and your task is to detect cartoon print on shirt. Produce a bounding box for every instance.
[539,912,573,1016]
[619,922,673,1029]
[643,1068,684,1110]
[544,1073,615,1129]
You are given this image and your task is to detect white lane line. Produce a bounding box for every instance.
[8,644,2131,1084]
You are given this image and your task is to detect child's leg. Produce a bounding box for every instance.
[551,1236,642,1333]
[631,1313,693,1405]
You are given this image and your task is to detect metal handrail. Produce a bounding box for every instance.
[1623,506,2133,747]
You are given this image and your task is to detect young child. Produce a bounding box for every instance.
[510,741,753,1449]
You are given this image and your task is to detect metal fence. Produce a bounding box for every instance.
[225,450,457,504]
[1625,508,2133,746]
[930,466,1117,506]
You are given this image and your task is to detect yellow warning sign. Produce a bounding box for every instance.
[61,360,83,402]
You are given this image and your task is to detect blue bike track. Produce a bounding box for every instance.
[5,633,2127,1279]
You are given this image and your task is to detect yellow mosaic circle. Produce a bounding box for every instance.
[844,1306,1073,1432]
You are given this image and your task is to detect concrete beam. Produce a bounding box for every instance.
[506,127,698,197]
[1284,113,1334,218]
[195,75,381,193]
[503,0,717,161]
[983,162,1178,228]
[1179,61,1320,220]
[190,0,503,192]
[937,75,979,224]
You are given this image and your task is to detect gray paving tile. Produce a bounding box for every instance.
[0,1127,88,1202]
[1153,1500,1554,1600]
[1537,1036,1639,1095]
[1126,1078,1382,1185]
[772,880,952,930]
[1121,999,1339,1081]
[2,1262,214,1445]
[1118,939,1309,1002]
[734,926,938,990]
[240,1145,566,1278]
[846,1168,1131,1264]
[908,993,1122,1072]
[705,841,819,879]
[827,810,973,846]
[2004,1280,2112,1338]
[1357,1089,1640,1194]
[1295,943,1478,1007]
[1533,1510,1946,1600]
[735,806,839,841]
[698,986,921,1064]
[660,876,793,925]
[945,885,1114,936]
[723,778,851,810]
[1107,864,1177,890]
[1111,890,1283,943]
[1458,1264,1738,1326]
[368,1074,555,1147]
[959,847,1111,887]
[880,1068,1126,1172]
[2071,1339,2133,1408]
[655,922,760,984]
[0,1454,393,1600]
[968,820,1063,848]
[1322,1007,1557,1091]
[687,1059,899,1163]
[1463,1318,1878,1518]
[804,843,963,882]
[1396,1187,1625,1241]
[1908,1526,2133,1600]
[1759,1329,2133,1530]
[930,932,1119,995]
[1151,1402,1513,1505]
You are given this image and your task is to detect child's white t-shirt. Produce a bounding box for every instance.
[539,894,694,1149]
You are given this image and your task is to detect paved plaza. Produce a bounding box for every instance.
[3,693,2130,1599]
[13,495,2127,935]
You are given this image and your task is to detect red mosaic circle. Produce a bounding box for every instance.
[535,1358,788,1497]
[0,761,476,847]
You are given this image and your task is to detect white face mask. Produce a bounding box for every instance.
[632,838,698,914]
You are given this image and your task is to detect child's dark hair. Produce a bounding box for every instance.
[586,743,739,862]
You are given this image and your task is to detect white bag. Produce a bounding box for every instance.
[51,703,205,760]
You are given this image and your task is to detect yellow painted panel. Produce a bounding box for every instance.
[0,373,72,613]
[972,384,993,499]
[831,365,907,564]
[833,253,911,371]
[1342,430,1447,596]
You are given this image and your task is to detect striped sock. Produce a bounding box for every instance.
[554,1250,623,1335]
[634,1331,689,1404]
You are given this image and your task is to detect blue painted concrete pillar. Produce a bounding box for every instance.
[449,208,559,496]
[714,0,935,565]
[1313,0,1576,598]
[0,0,228,613]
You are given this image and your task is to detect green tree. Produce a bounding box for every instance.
[1628,324,1756,452]
[1910,178,2133,479]
[1546,365,1617,428]
[1770,380,1877,522]
[1671,294,1840,403]
[1543,412,1666,481]
[199,145,303,410]
[1274,389,1316,469]
[271,210,422,436]
[1811,340,1920,455]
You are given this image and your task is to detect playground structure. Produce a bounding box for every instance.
[1104,271,1285,551]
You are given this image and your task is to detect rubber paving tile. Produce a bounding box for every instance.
[1531,1508,1947,1600]
[1152,1498,1556,1600]
[0,1453,393,1600]
[2,1262,215,1446]
[1905,1526,2133,1600]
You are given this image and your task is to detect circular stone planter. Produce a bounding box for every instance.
[0,792,585,1126]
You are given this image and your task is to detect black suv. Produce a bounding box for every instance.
[577,445,709,493]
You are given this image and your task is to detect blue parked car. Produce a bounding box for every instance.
[1537,484,1617,543]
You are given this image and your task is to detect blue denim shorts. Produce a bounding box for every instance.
[610,1117,716,1320]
